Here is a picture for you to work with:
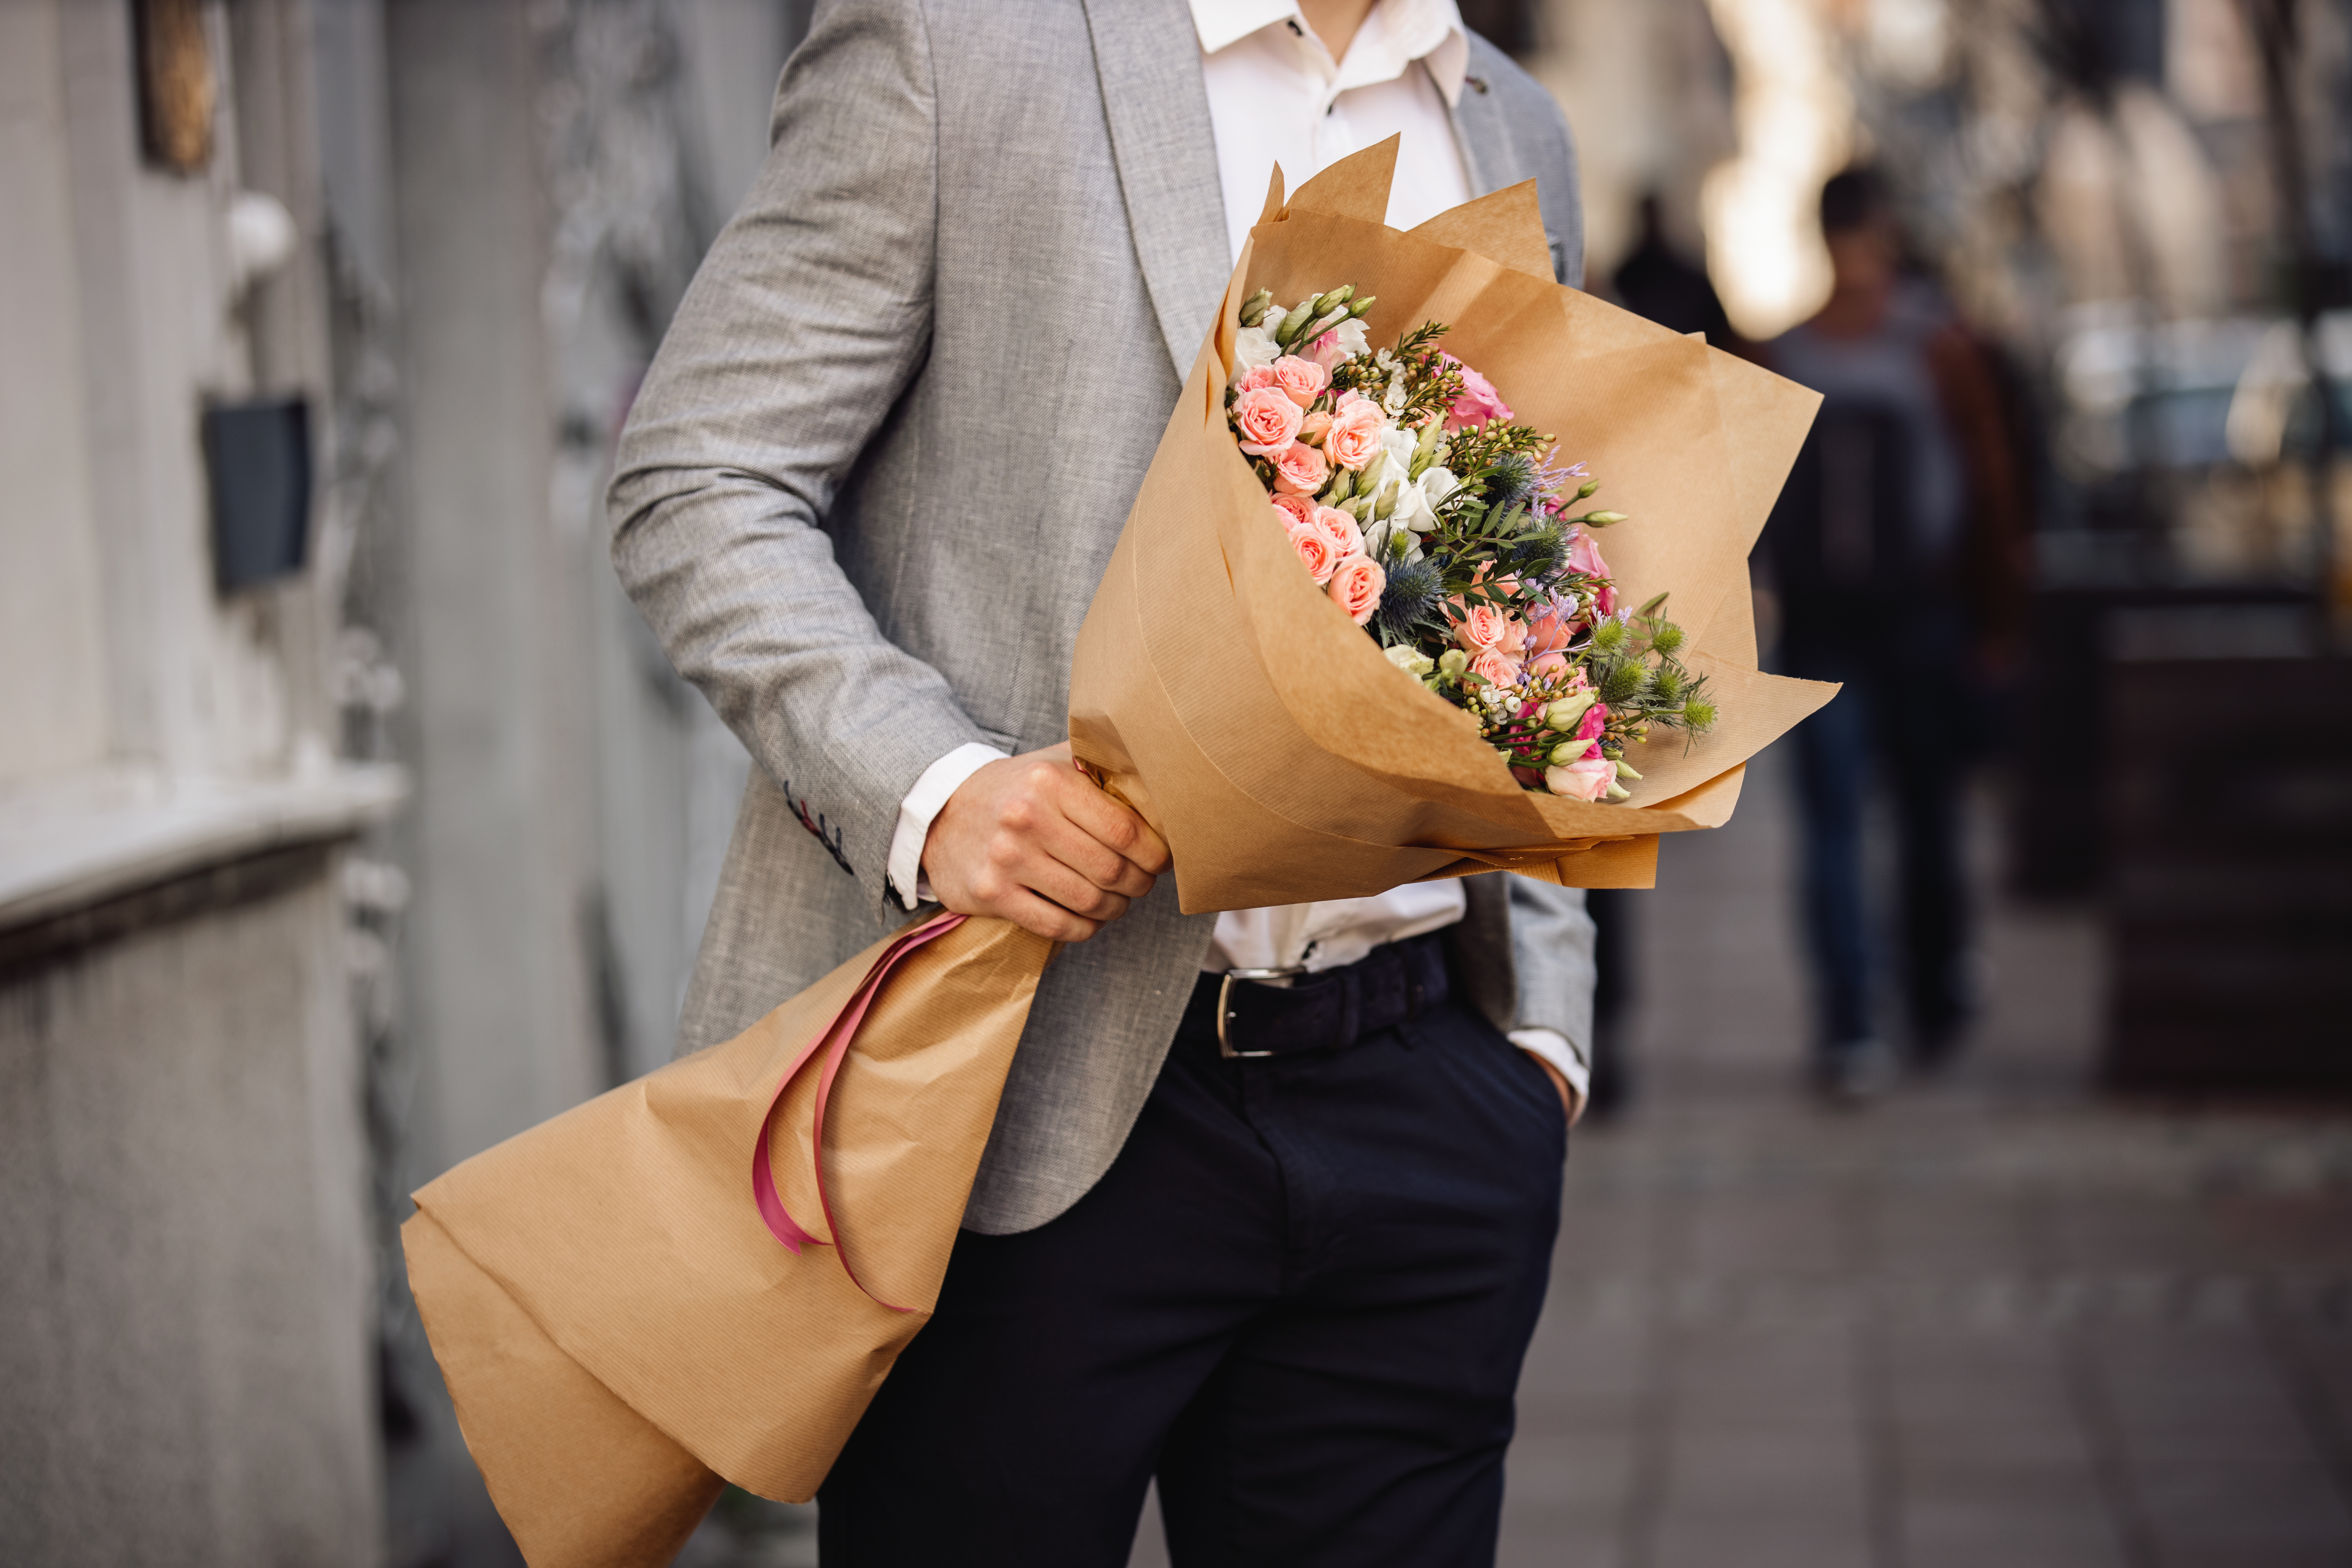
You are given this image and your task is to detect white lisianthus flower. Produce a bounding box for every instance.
[1384,643,1435,678]
[1231,323,1282,374]
[1330,317,1370,361]
[1391,464,1459,536]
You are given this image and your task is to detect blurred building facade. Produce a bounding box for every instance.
[1,1,806,1562]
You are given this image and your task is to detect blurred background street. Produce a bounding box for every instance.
[2,0,2347,1564]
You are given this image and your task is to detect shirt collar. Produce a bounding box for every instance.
[1187,0,1470,105]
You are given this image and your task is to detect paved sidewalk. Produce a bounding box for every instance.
[1492,758,2352,1568]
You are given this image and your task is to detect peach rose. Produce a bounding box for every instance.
[1327,553,1385,625]
[1234,385,1304,456]
[1236,364,1279,394]
[1468,647,1522,686]
[1526,650,1573,680]
[1455,601,1513,653]
[1325,393,1387,471]
[1271,354,1330,407]
[1297,410,1332,446]
[1524,598,1574,658]
[1271,440,1330,495]
[1269,493,1316,528]
[1310,505,1364,559]
[1287,522,1340,584]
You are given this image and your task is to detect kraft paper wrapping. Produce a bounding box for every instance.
[404,141,1833,1567]
[1071,142,1833,910]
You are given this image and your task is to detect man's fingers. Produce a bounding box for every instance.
[1028,811,1156,901]
[1054,766,1171,875]
[994,886,1103,944]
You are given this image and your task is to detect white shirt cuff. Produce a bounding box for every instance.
[1508,1026,1590,1124]
[887,742,1009,911]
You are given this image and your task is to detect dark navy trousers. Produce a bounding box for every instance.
[816,985,1568,1567]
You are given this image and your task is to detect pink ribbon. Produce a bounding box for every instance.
[751,910,967,1311]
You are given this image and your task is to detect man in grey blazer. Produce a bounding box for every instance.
[611,1,1594,1561]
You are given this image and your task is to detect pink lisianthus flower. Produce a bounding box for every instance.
[1269,493,1316,529]
[1271,440,1330,495]
[1270,355,1330,408]
[1310,505,1364,559]
[1545,755,1616,802]
[1234,385,1305,456]
[1327,553,1385,624]
[1563,530,1618,617]
[1325,393,1387,471]
[1443,354,1513,431]
[1235,364,1280,394]
[1287,522,1341,584]
[1575,700,1608,743]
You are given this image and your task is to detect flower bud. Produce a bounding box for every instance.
[1239,288,1274,328]
[1576,477,1601,500]
[1543,691,1597,732]
[1548,740,1592,767]
[1584,510,1628,526]
[1604,779,1632,802]
[1312,286,1354,316]
[1438,649,1469,676]
[1612,758,1643,780]
[1374,479,1401,520]
[1349,295,1376,317]
[1274,300,1315,346]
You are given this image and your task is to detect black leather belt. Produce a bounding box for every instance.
[1185,932,1450,1059]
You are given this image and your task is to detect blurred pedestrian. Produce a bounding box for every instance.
[1759,168,2024,1100]
[1611,190,1745,356]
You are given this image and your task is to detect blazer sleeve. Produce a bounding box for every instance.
[1505,876,1596,1063]
[607,0,984,920]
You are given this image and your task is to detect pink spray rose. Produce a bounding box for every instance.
[1234,385,1305,456]
[1270,355,1330,408]
[1327,553,1385,625]
[1454,601,1515,653]
[1469,647,1523,686]
[1287,522,1341,584]
[1271,440,1330,495]
[1444,355,1513,431]
[1545,755,1616,802]
[1269,493,1316,529]
[1309,505,1364,559]
[1298,410,1332,446]
[1235,364,1279,394]
[1325,392,1388,471]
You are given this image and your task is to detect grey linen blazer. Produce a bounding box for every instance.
[610,0,1597,1235]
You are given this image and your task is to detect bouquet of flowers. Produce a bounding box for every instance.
[1227,285,1717,804]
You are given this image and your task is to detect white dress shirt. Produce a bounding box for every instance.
[883,0,1585,1102]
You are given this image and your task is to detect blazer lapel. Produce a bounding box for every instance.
[1079,0,1234,377]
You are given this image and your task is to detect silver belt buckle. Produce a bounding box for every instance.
[1217,965,1307,1059]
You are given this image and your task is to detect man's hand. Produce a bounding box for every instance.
[1526,1052,1581,1123]
[922,743,1170,943]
